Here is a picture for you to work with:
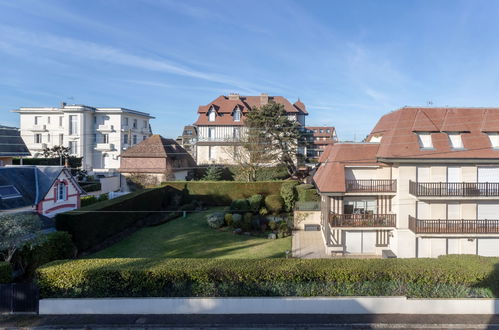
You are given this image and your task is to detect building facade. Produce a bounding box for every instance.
[176,125,198,159]
[303,126,337,160]
[0,125,30,166]
[13,103,154,172]
[314,107,499,258]
[193,93,308,165]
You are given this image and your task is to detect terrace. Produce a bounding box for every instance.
[408,215,499,234]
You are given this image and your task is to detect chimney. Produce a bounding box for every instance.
[260,93,269,105]
[228,93,240,100]
[60,102,67,108]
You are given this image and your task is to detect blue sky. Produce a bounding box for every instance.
[1,0,499,140]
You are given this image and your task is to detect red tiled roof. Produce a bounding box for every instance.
[194,94,307,126]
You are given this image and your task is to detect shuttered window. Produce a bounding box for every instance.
[478,167,499,183]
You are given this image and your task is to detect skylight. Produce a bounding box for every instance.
[0,185,21,199]
[488,133,499,149]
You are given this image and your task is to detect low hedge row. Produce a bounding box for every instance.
[161,181,289,206]
[56,186,184,252]
[36,255,499,298]
[0,262,12,284]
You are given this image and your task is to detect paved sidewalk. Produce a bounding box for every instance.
[3,314,499,329]
[292,230,329,258]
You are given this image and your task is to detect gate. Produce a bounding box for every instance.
[0,283,39,314]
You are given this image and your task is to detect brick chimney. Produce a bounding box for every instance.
[260,93,269,105]
[228,93,240,100]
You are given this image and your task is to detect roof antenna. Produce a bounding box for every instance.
[427,100,433,106]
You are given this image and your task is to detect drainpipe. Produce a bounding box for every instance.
[34,167,39,206]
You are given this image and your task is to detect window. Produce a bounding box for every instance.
[208,127,215,139]
[69,115,78,135]
[0,185,21,199]
[123,134,129,144]
[103,134,109,144]
[34,134,42,143]
[448,132,464,149]
[326,129,330,133]
[208,109,216,122]
[417,132,433,149]
[133,135,137,144]
[93,116,97,124]
[133,119,137,129]
[209,146,217,160]
[57,182,66,201]
[488,133,499,149]
[59,134,63,145]
[143,120,147,128]
[59,116,63,127]
[143,135,147,141]
[34,116,41,125]
[69,141,77,155]
[47,116,51,124]
[370,135,382,143]
[233,127,240,139]
[47,134,51,142]
[233,108,241,122]
[320,129,323,133]
[124,117,129,126]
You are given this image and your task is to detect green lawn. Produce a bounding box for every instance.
[90,208,291,258]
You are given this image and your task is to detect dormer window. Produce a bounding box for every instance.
[233,108,241,122]
[417,132,433,149]
[208,108,216,122]
[488,133,499,149]
[448,132,464,149]
[369,135,382,143]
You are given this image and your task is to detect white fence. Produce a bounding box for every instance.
[39,297,499,315]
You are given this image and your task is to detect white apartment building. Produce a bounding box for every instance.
[314,107,499,258]
[193,93,308,165]
[13,103,154,171]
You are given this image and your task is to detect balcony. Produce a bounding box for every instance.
[96,125,114,132]
[329,213,396,227]
[95,143,114,151]
[409,215,499,234]
[345,179,397,193]
[31,143,47,150]
[409,181,499,197]
[30,125,47,132]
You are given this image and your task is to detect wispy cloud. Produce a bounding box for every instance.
[0,26,263,94]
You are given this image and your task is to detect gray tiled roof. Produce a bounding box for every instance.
[0,125,30,157]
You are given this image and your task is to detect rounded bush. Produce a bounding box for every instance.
[242,212,253,231]
[231,199,250,212]
[232,213,243,228]
[248,194,263,212]
[206,212,225,229]
[224,213,233,226]
[264,195,284,215]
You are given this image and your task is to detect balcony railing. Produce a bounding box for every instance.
[409,215,499,234]
[409,181,499,197]
[345,179,397,193]
[329,213,396,227]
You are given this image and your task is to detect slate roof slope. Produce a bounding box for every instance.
[0,125,30,157]
[120,135,196,167]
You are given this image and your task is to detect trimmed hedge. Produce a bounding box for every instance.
[79,181,101,192]
[296,184,320,202]
[56,186,184,252]
[0,262,12,284]
[36,256,499,298]
[161,181,290,206]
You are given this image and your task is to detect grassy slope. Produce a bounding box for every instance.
[90,208,291,258]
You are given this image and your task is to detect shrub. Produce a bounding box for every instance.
[265,195,284,215]
[231,199,250,212]
[97,193,109,202]
[280,181,299,211]
[277,222,291,238]
[0,262,12,283]
[296,184,320,202]
[268,220,278,231]
[202,166,225,181]
[207,212,225,229]
[259,207,268,216]
[248,194,263,212]
[242,212,253,231]
[36,256,499,298]
[56,186,184,252]
[80,195,98,207]
[79,182,101,193]
[232,214,242,228]
[161,181,286,206]
[224,213,233,226]
[15,231,75,277]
